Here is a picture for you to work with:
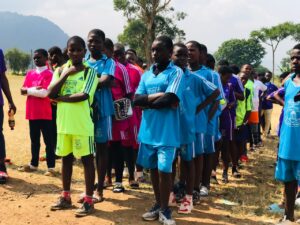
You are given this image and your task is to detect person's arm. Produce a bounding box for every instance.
[196,89,220,113]
[133,92,164,107]
[55,93,88,102]
[1,72,16,113]
[150,93,180,109]
[234,91,244,101]
[98,75,114,88]
[243,110,251,124]
[274,91,284,106]
[208,100,219,120]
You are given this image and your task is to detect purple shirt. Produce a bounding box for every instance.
[262,82,278,110]
[0,49,6,106]
[223,82,236,113]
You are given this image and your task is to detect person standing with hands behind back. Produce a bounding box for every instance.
[0,48,16,184]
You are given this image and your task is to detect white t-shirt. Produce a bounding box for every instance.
[252,79,267,111]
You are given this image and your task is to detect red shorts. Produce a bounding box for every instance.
[248,111,259,124]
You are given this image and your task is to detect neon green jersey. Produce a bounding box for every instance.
[236,87,253,127]
[50,64,98,136]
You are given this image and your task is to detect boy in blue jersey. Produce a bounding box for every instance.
[170,43,219,214]
[134,36,184,225]
[85,29,115,202]
[186,41,220,203]
[275,44,300,224]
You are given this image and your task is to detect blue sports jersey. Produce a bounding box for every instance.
[85,54,116,117]
[194,67,221,135]
[278,73,300,161]
[136,62,184,147]
[180,69,217,144]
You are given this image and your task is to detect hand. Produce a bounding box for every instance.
[20,87,27,95]
[61,66,78,77]
[35,86,42,90]
[9,103,17,114]
[227,102,235,109]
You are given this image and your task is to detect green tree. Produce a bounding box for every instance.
[114,0,186,64]
[214,38,266,68]
[291,23,300,42]
[5,48,31,74]
[279,50,291,73]
[250,22,295,75]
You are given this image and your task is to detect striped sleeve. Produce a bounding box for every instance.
[166,67,184,100]
[83,68,97,95]
[119,63,132,94]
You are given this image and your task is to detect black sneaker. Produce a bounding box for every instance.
[192,190,200,205]
[232,167,241,178]
[112,183,125,193]
[75,201,94,217]
[142,203,160,221]
[0,171,8,184]
[222,171,229,183]
[51,196,72,211]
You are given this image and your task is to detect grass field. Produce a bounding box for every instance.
[0,73,290,225]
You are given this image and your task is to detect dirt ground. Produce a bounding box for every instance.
[0,74,288,225]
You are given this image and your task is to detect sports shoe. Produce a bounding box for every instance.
[75,201,94,217]
[199,186,209,197]
[51,196,72,211]
[240,155,249,163]
[178,196,193,214]
[173,182,185,203]
[0,171,8,184]
[222,171,229,183]
[18,164,37,172]
[142,203,160,221]
[168,192,177,207]
[159,208,176,225]
[232,167,241,178]
[112,183,125,193]
[192,190,200,205]
[129,180,139,189]
[44,168,56,177]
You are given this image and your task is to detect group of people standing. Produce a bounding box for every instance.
[0,28,299,225]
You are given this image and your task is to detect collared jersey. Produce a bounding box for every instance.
[85,54,115,117]
[50,63,98,136]
[262,82,278,110]
[180,69,217,144]
[136,62,184,147]
[111,61,132,100]
[278,74,300,160]
[236,87,252,127]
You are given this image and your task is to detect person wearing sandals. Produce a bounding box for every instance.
[85,29,116,202]
[274,44,300,224]
[0,48,16,184]
[48,36,98,217]
[19,49,55,176]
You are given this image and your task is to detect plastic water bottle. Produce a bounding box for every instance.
[8,109,15,130]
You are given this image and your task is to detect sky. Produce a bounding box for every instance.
[1,0,299,73]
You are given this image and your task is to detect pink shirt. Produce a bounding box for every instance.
[23,69,53,120]
[111,62,132,100]
[126,63,142,94]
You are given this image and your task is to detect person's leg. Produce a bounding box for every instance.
[159,171,172,210]
[284,180,298,221]
[81,154,95,197]
[202,153,214,188]
[111,141,125,192]
[40,120,55,169]
[194,155,203,191]
[95,142,108,194]
[62,154,74,192]
[264,109,273,137]
[0,106,6,173]
[221,139,230,183]
[124,146,135,182]
[52,104,57,153]
[106,144,113,183]
[150,168,160,204]
[29,120,41,168]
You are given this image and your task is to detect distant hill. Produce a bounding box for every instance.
[0,11,69,53]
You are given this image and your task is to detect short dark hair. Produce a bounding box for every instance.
[173,42,187,50]
[230,65,240,74]
[126,48,137,56]
[206,54,215,64]
[67,36,85,49]
[218,59,229,66]
[279,71,290,79]
[293,44,300,50]
[200,44,207,53]
[34,49,48,58]
[155,36,173,51]
[218,65,233,75]
[88,29,105,42]
[48,46,62,56]
[186,40,202,52]
[114,43,125,52]
[104,38,114,51]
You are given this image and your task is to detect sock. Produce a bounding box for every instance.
[61,191,71,199]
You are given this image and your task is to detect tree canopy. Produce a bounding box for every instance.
[114,0,186,64]
[5,48,31,74]
[214,39,266,68]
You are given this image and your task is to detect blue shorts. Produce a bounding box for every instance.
[94,116,112,143]
[178,143,196,162]
[275,157,300,182]
[195,133,205,156]
[204,134,215,154]
[137,144,176,173]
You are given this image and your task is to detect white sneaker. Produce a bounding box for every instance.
[159,208,176,225]
[178,196,193,214]
[295,197,300,208]
[199,186,209,197]
[168,192,177,207]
